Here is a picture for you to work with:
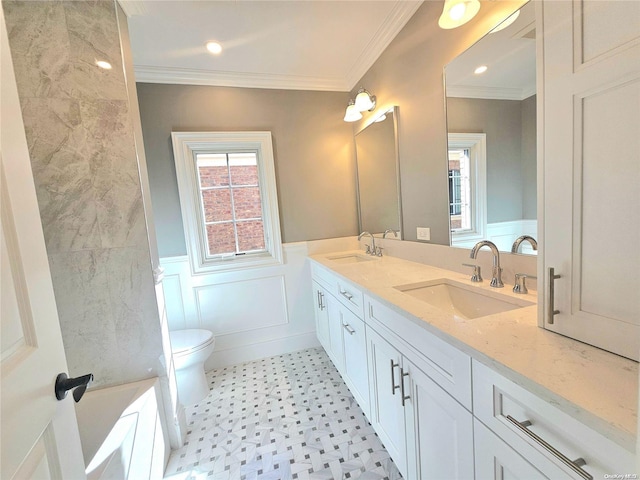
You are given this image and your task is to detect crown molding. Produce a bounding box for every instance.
[345,1,423,91]
[117,0,148,17]
[446,84,536,101]
[134,65,349,91]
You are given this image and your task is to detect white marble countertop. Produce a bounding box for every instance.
[309,250,638,451]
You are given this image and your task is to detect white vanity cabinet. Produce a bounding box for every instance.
[473,361,636,479]
[310,258,634,480]
[310,264,370,416]
[366,295,474,480]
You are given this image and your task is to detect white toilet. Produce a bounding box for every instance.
[169,329,215,406]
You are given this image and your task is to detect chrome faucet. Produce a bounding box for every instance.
[511,235,538,254]
[383,229,398,239]
[470,240,504,288]
[358,231,376,256]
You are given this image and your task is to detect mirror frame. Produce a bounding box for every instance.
[354,106,403,239]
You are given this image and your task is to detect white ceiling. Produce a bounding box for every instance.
[445,1,536,100]
[122,0,423,92]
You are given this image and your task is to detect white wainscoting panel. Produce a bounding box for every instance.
[195,275,288,336]
[160,238,359,370]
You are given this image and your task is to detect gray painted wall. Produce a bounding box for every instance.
[4,0,165,388]
[137,83,357,256]
[447,96,536,223]
[349,0,527,244]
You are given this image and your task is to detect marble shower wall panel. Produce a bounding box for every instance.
[3,0,164,388]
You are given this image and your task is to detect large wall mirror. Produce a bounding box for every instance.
[444,1,537,254]
[355,106,402,238]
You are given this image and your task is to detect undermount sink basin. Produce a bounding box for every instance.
[327,254,375,264]
[394,278,534,320]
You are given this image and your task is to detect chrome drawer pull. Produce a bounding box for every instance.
[317,290,325,310]
[390,360,400,395]
[400,368,410,407]
[340,289,354,301]
[343,323,356,335]
[506,415,592,480]
[548,267,561,324]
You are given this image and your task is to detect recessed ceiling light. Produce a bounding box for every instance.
[474,65,488,75]
[206,42,222,55]
[95,60,112,70]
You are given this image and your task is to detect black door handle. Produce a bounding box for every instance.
[55,373,93,402]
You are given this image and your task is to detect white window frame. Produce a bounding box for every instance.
[171,131,283,275]
[448,133,487,246]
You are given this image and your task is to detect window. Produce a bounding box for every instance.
[448,133,486,245]
[171,132,282,274]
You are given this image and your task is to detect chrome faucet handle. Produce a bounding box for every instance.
[364,244,372,255]
[462,263,483,283]
[375,246,384,257]
[513,273,537,294]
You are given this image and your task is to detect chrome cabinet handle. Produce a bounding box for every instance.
[390,360,400,395]
[548,267,561,324]
[340,290,353,301]
[506,415,592,480]
[319,291,325,310]
[400,368,410,406]
[343,323,355,335]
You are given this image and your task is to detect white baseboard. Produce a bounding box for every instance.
[204,331,320,370]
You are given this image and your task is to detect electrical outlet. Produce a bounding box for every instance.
[417,227,431,241]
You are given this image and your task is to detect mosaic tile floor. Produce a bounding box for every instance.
[163,347,403,480]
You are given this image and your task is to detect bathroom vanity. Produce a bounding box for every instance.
[309,251,637,479]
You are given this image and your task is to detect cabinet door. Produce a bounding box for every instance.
[366,326,407,476]
[312,281,330,351]
[541,0,640,359]
[340,308,370,418]
[403,359,473,480]
[474,419,562,480]
[326,293,345,371]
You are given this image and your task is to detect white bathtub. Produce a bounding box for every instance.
[74,378,169,480]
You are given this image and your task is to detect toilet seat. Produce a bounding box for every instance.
[170,329,214,357]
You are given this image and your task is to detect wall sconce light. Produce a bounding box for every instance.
[489,9,520,33]
[438,0,480,29]
[354,88,376,112]
[344,99,363,122]
[344,87,376,122]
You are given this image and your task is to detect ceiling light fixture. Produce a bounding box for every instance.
[95,60,112,70]
[489,9,520,33]
[206,42,223,55]
[438,0,481,29]
[343,99,363,123]
[474,65,488,74]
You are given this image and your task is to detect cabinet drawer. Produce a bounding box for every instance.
[473,360,635,478]
[334,277,364,318]
[366,295,472,410]
[311,263,364,318]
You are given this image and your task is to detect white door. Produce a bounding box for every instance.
[403,359,473,480]
[366,326,407,477]
[1,8,86,480]
[541,0,640,360]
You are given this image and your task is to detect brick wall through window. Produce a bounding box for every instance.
[196,153,266,256]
